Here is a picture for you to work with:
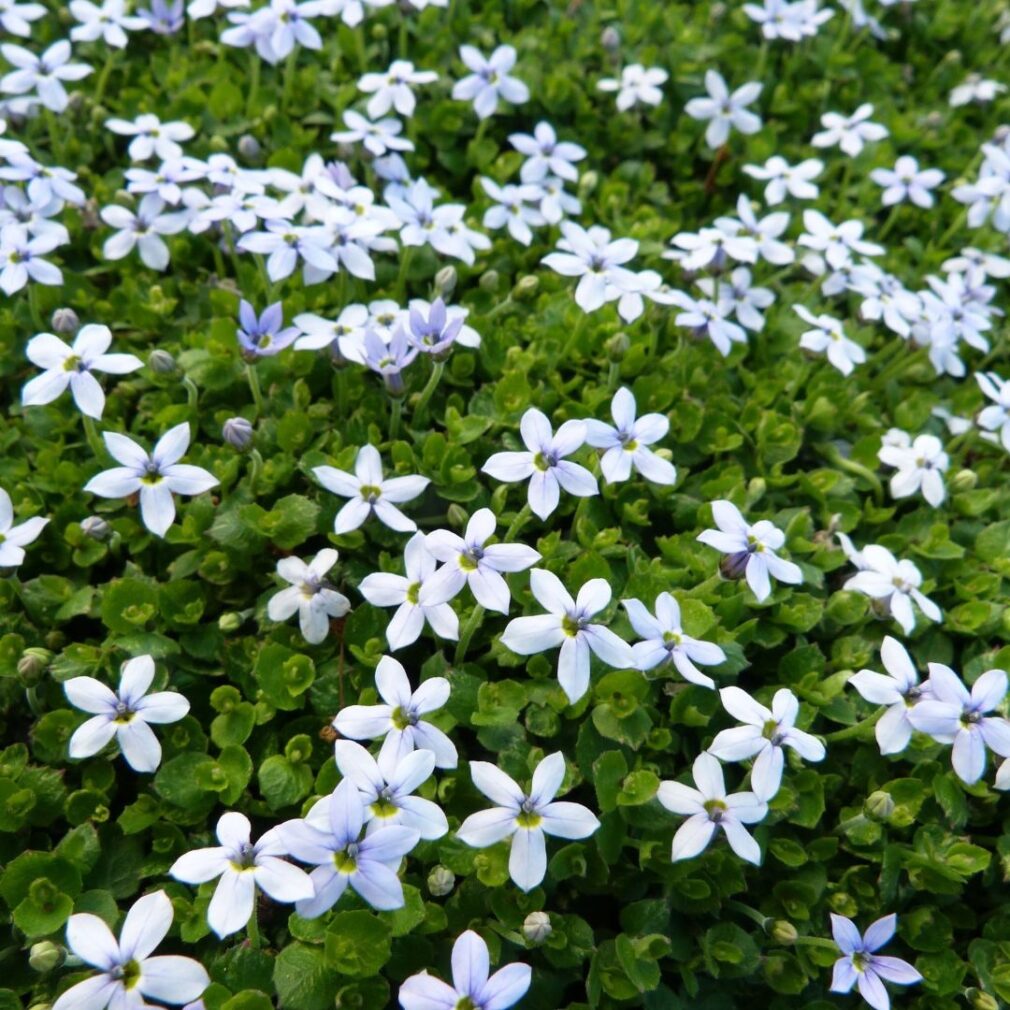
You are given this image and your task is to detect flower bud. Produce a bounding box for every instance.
[522,911,552,944]
[50,308,80,334]
[446,504,468,530]
[18,648,52,686]
[434,266,457,298]
[29,942,65,973]
[237,134,261,160]
[218,612,244,633]
[719,551,751,581]
[427,865,455,897]
[767,921,798,944]
[148,349,178,375]
[385,371,407,399]
[208,134,229,153]
[578,171,599,198]
[600,25,620,52]
[996,125,1010,144]
[81,515,111,541]
[967,989,999,1010]
[864,790,895,821]
[951,468,977,493]
[222,417,254,451]
[606,332,630,362]
[513,275,539,300]
[479,270,500,293]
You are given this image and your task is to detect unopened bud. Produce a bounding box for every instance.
[385,371,407,399]
[996,125,1010,144]
[600,25,620,52]
[18,648,52,685]
[237,134,261,160]
[29,942,65,973]
[218,612,243,633]
[81,515,111,541]
[479,270,500,293]
[222,417,254,451]
[606,332,630,362]
[208,134,229,153]
[522,911,552,944]
[446,504,468,530]
[578,170,599,197]
[427,865,455,897]
[719,551,750,581]
[148,349,178,375]
[434,266,457,298]
[513,275,539,300]
[951,468,977,493]
[865,790,895,821]
[50,308,80,334]
[768,921,798,944]
[967,989,999,1010]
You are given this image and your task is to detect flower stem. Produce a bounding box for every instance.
[248,448,263,497]
[503,503,533,542]
[27,284,44,331]
[792,936,841,952]
[396,246,414,300]
[183,375,200,420]
[281,51,297,112]
[247,901,260,949]
[454,604,485,666]
[389,397,402,442]
[246,51,261,119]
[816,442,883,504]
[824,709,882,743]
[246,363,265,419]
[413,360,444,426]
[82,416,106,459]
[93,49,119,106]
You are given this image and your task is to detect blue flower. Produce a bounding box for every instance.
[236,300,299,359]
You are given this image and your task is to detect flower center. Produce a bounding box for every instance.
[406,581,421,605]
[561,613,586,637]
[359,484,382,503]
[113,700,135,724]
[109,959,142,989]
[391,706,419,730]
[703,798,727,822]
[334,843,359,873]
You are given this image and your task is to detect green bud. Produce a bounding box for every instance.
[29,942,64,973]
[479,270,500,292]
[434,266,457,298]
[606,332,630,362]
[951,468,977,492]
[522,911,552,944]
[966,989,999,1010]
[18,648,52,686]
[865,790,895,821]
[446,504,469,530]
[768,921,798,944]
[208,134,229,153]
[148,349,178,375]
[513,275,539,299]
[578,170,599,197]
[427,865,455,897]
[218,612,244,633]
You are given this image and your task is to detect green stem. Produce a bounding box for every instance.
[607,360,621,390]
[222,223,243,279]
[248,448,263,497]
[247,901,260,949]
[686,572,724,598]
[246,363,265,419]
[726,900,769,929]
[877,203,902,242]
[246,51,261,119]
[792,936,840,952]
[82,416,106,459]
[25,686,42,716]
[389,397,402,442]
[44,108,63,163]
[281,51,297,112]
[396,247,414,300]
[27,284,44,331]
[824,708,882,743]
[93,49,118,106]
[183,376,200,420]
[413,360,444,425]
[454,604,486,666]
[503,503,533,542]
[816,443,883,503]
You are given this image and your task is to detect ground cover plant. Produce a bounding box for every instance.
[3,1,1010,1009]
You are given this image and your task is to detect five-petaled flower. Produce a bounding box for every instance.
[266,548,351,645]
[829,914,922,1010]
[0,486,47,567]
[584,387,677,485]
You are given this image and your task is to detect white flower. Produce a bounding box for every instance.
[700,267,774,331]
[657,752,768,864]
[385,178,489,265]
[597,64,667,111]
[708,687,825,801]
[330,109,413,157]
[452,44,529,119]
[456,752,599,892]
[278,779,420,916]
[65,656,189,773]
[482,407,597,520]
[848,636,933,755]
[357,60,438,118]
[508,121,585,183]
[105,114,195,162]
[743,155,823,205]
[584,387,676,485]
[101,194,189,271]
[313,444,429,534]
[83,422,218,538]
[843,544,941,634]
[975,371,1010,451]
[53,892,208,1010]
[170,812,313,937]
[0,226,62,293]
[696,500,802,602]
[500,569,632,704]
[794,305,866,375]
[666,226,758,271]
[671,293,748,357]
[541,222,641,315]
[798,210,883,272]
[480,178,545,245]
[21,325,142,419]
[684,70,763,148]
[331,654,458,770]
[266,549,351,645]
[811,103,887,157]
[334,740,447,838]
[950,75,1007,107]
[0,40,93,113]
[870,156,945,209]
[0,0,45,38]
[359,532,459,650]
[0,487,46,567]
[829,914,923,1010]
[908,665,1010,785]
[623,592,725,687]
[421,507,540,615]
[70,0,145,48]
[877,431,948,507]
